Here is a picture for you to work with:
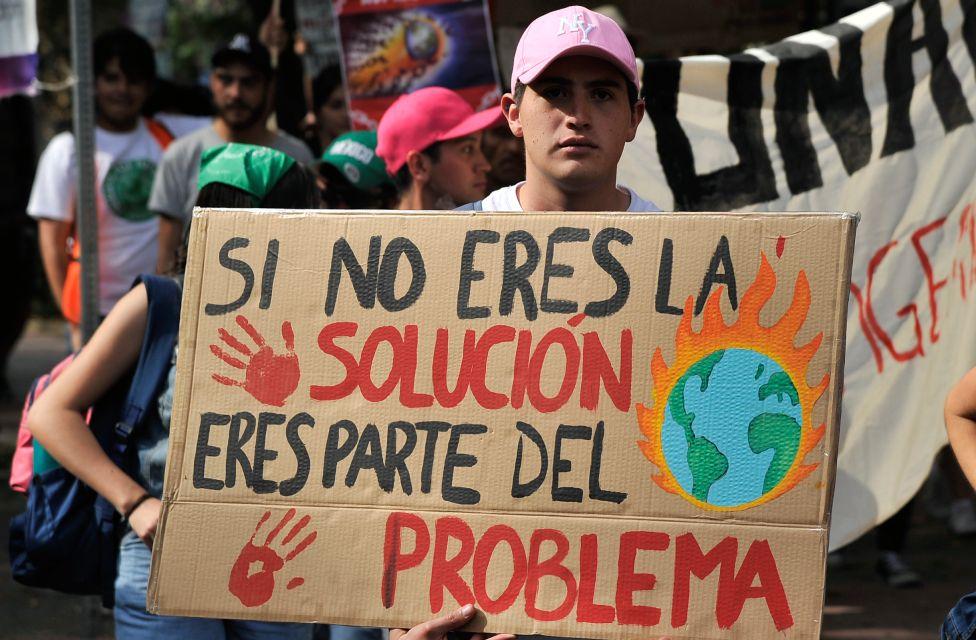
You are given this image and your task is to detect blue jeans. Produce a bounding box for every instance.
[115,531,313,640]
[943,591,976,639]
[328,626,385,640]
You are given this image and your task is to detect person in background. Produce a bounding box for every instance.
[458,5,658,213]
[481,122,525,194]
[318,131,396,209]
[309,66,350,156]
[376,87,502,211]
[149,33,314,274]
[28,27,171,350]
[939,367,976,635]
[28,143,318,639]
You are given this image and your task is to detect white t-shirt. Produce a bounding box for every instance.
[27,121,167,315]
[472,181,661,212]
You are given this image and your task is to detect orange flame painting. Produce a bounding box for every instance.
[636,253,828,511]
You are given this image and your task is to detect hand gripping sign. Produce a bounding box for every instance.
[149,209,856,640]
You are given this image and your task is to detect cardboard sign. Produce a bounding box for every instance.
[149,210,856,639]
[333,0,501,129]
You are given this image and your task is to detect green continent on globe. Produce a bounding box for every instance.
[748,413,801,493]
[758,371,800,406]
[668,350,729,502]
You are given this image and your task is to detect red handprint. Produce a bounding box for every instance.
[210,315,300,407]
[228,508,318,608]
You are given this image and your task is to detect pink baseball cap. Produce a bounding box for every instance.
[510,5,638,93]
[376,87,504,174]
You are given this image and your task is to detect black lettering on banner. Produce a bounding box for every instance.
[512,421,548,498]
[279,412,315,497]
[589,421,627,503]
[696,236,738,315]
[252,413,284,494]
[377,238,426,312]
[226,411,256,489]
[323,419,358,488]
[325,236,382,315]
[541,227,589,314]
[655,238,683,316]
[584,227,633,317]
[258,239,279,310]
[386,421,417,495]
[644,55,778,210]
[962,0,976,73]
[346,424,388,489]
[765,22,872,194]
[193,412,228,490]
[500,230,541,321]
[205,238,254,316]
[882,0,973,156]
[458,230,500,319]
[415,421,451,494]
[552,424,589,503]
[442,423,487,505]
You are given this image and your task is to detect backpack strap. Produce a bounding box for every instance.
[111,275,182,449]
[144,117,175,150]
[455,200,484,212]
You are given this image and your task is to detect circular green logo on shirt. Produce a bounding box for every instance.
[103,159,157,222]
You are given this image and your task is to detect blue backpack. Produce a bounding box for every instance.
[8,275,181,607]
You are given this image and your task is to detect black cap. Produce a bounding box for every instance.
[211,33,273,76]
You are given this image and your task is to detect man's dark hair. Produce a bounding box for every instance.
[513,76,639,108]
[312,66,344,111]
[392,142,443,193]
[94,27,156,84]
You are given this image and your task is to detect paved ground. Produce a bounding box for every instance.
[0,321,973,639]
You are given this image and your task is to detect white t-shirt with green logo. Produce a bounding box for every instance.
[28,120,167,315]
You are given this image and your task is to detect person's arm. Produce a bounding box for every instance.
[945,366,976,490]
[36,218,72,307]
[156,215,183,274]
[27,284,160,543]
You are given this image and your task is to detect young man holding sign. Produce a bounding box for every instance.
[459,5,659,213]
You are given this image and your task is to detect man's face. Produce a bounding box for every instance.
[95,57,149,130]
[507,56,643,191]
[317,85,350,141]
[427,132,491,205]
[482,124,525,188]
[210,61,271,131]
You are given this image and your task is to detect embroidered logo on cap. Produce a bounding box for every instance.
[556,12,596,43]
[229,33,252,53]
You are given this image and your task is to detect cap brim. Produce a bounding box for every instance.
[514,44,637,91]
[436,106,505,142]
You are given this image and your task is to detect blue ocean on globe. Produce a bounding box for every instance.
[661,348,803,507]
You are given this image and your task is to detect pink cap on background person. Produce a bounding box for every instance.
[510,5,638,93]
[376,87,504,174]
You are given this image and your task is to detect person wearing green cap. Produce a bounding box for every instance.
[318,131,397,209]
[27,143,319,640]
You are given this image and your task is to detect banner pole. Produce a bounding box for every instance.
[69,0,99,344]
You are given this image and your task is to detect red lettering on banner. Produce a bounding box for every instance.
[429,517,476,611]
[851,202,976,374]
[310,323,631,413]
[616,531,669,626]
[473,525,527,613]
[381,512,430,608]
[577,534,615,623]
[379,513,795,630]
[525,529,577,621]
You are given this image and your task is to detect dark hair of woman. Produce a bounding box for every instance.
[173,163,322,274]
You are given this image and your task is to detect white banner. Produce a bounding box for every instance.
[621,0,976,548]
[0,0,38,97]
